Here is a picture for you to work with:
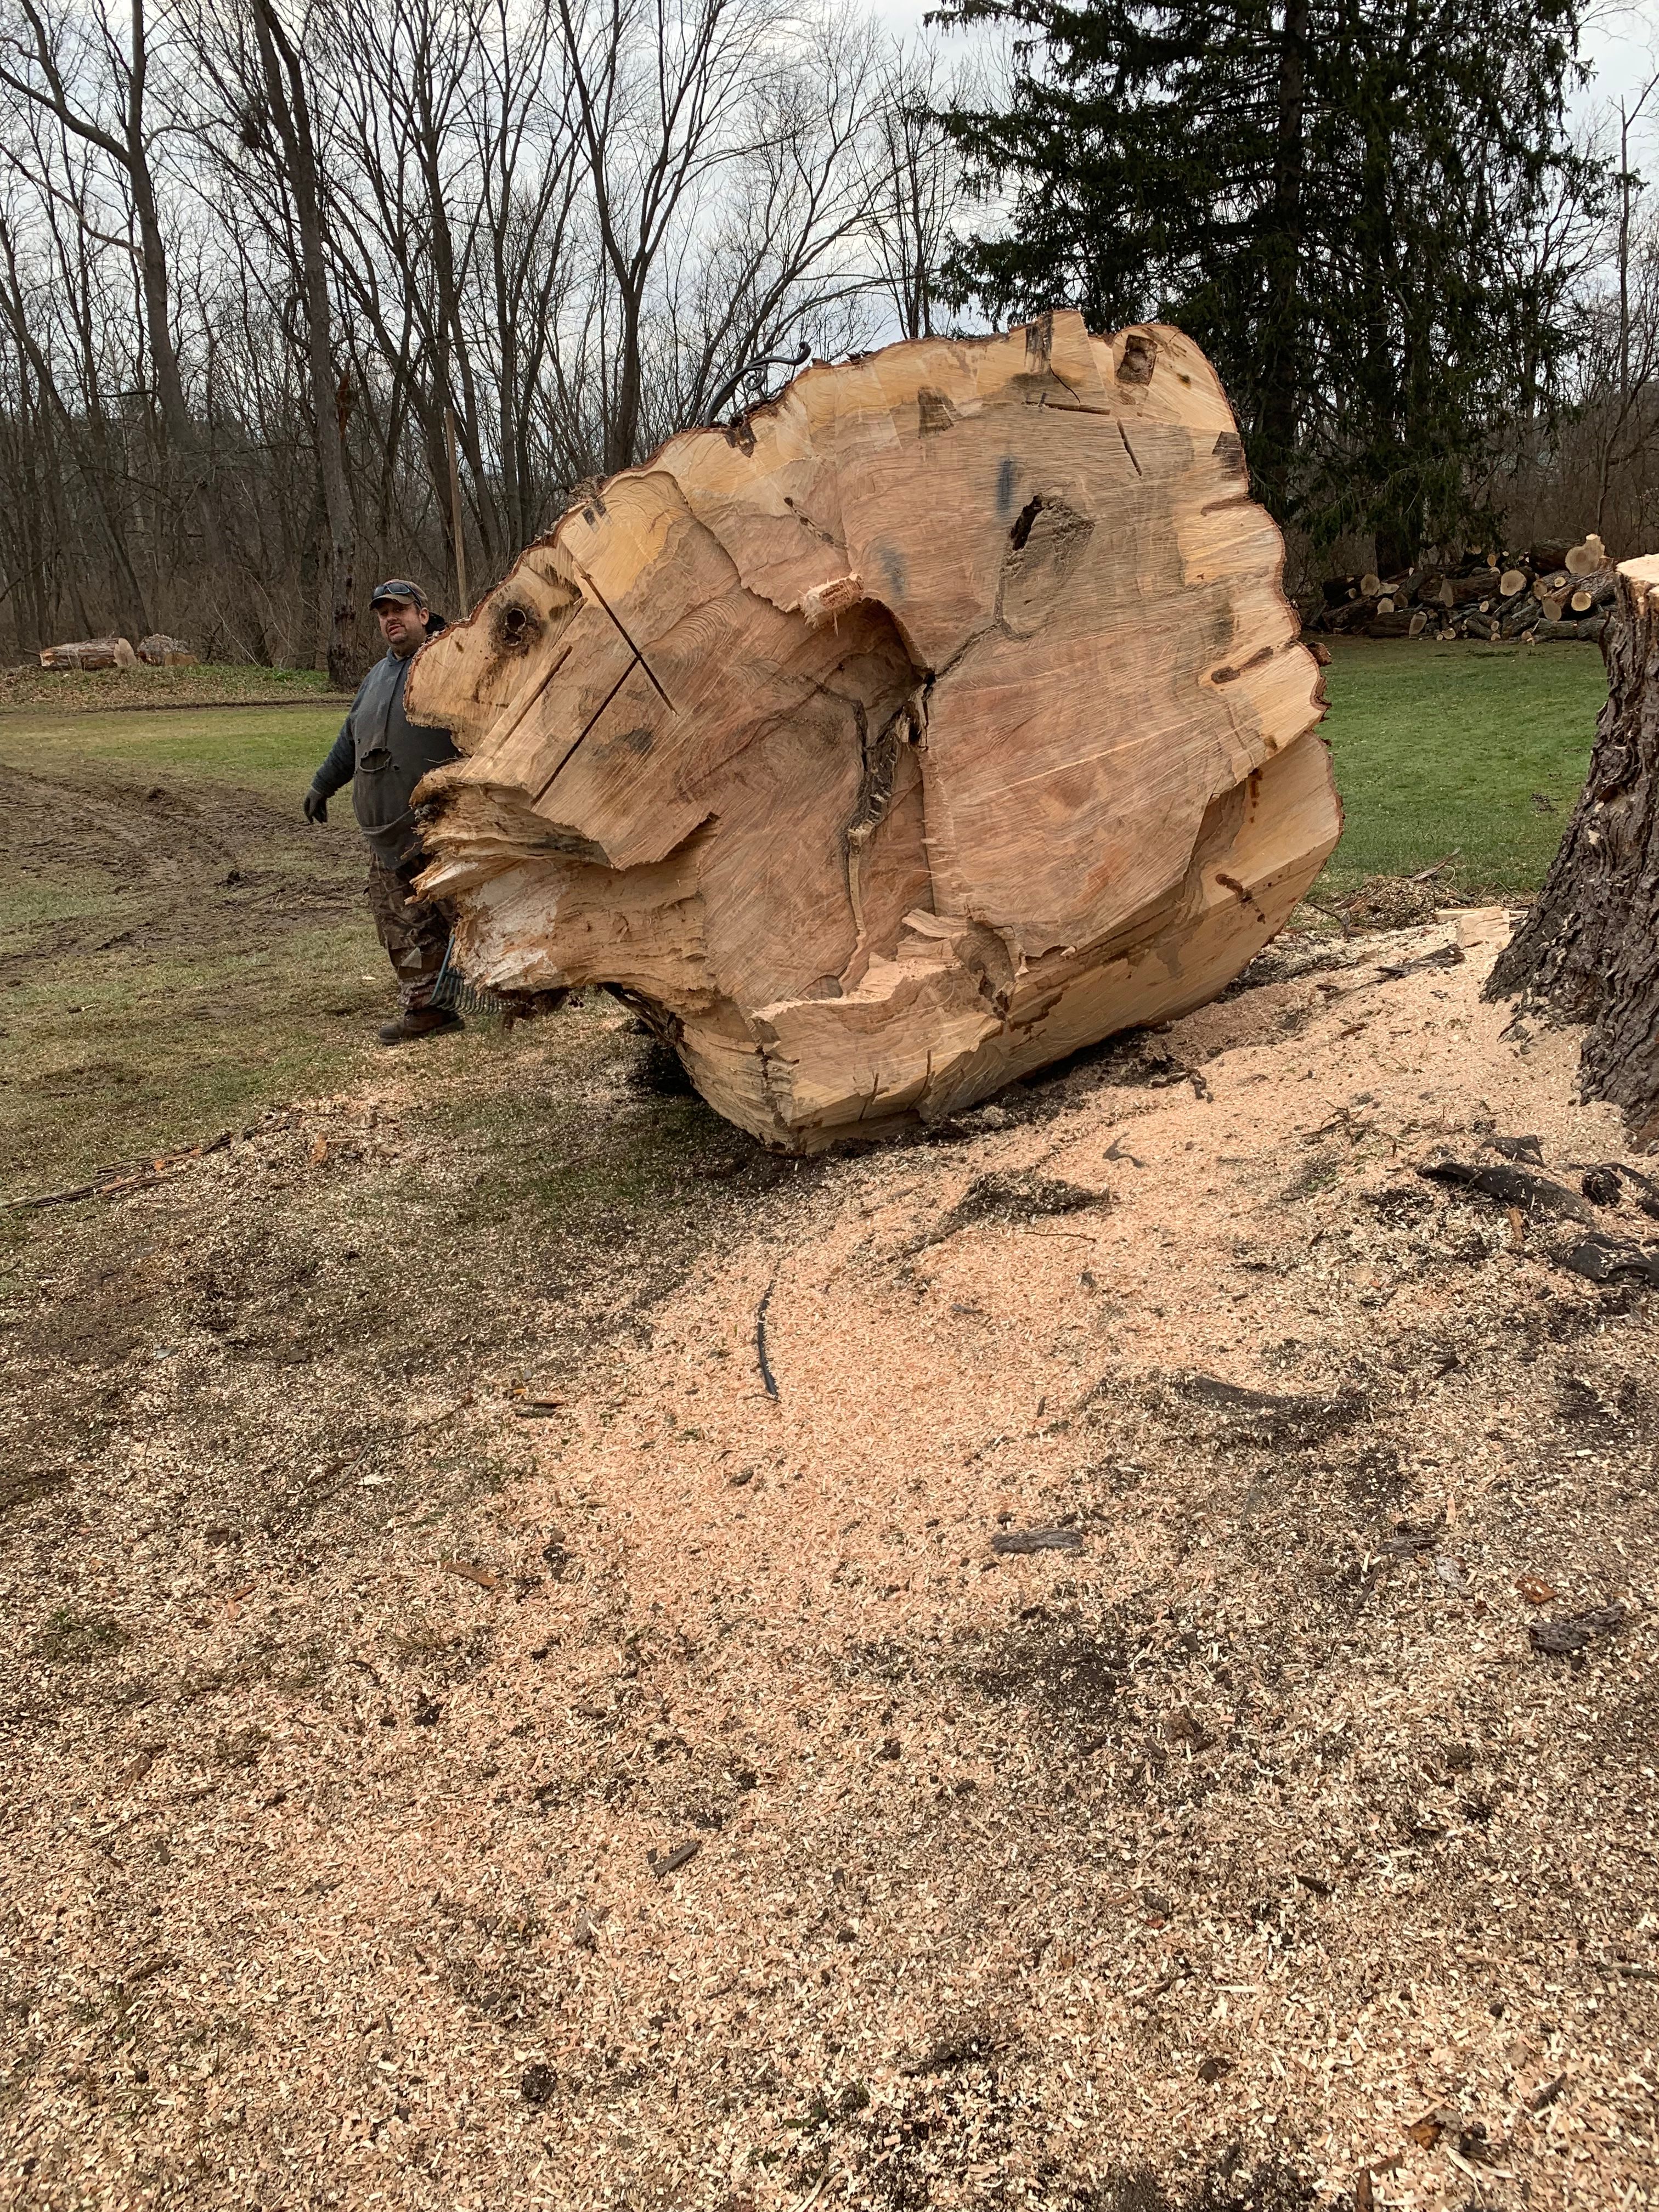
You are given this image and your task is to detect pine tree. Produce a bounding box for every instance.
[936,0,1605,565]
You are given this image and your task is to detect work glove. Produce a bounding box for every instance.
[303,787,328,824]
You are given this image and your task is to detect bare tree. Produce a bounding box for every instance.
[247,0,358,682]
[556,0,777,471]
[861,37,962,341]
[0,0,982,659]
[0,0,233,604]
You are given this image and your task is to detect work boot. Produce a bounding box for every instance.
[377,1006,464,1046]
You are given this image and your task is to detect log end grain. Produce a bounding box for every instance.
[405,315,1340,1152]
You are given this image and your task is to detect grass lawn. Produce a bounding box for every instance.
[1316,636,1606,899]
[0,658,345,714]
[2,695,386,1195]
[1,635,1609,1200]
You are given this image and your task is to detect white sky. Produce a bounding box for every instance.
[1582,0,1659,116]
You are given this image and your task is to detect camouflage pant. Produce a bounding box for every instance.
[366,856,450,1011]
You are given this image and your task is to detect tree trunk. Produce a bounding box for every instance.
[1487,557,1659,1144]
[405,314,1341,1152]
[250,0,357,687]
[123,3,233,615]
[1254,0,1310,515]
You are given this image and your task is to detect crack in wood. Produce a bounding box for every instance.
[1117,422,1143,476]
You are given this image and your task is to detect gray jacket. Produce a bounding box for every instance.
[311,644,459,870]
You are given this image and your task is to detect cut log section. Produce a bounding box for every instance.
[39,636,136,670]
[405,313,1340,1152]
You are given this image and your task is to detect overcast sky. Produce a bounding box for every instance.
[867,0,1659,158]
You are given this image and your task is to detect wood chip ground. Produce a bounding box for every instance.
[3,913,1656,2210]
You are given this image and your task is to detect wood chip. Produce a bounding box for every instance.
[440,1559,499,1590]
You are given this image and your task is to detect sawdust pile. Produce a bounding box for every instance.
[4,914,1657,2211]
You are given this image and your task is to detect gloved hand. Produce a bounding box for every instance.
[303,787,328,824]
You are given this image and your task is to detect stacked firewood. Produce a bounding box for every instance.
[1302,535,1615,643]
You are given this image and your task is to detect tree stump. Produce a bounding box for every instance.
[1488,556,1659,1143]
[405,313,1340,1151]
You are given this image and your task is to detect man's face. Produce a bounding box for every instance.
[376,599,426,657]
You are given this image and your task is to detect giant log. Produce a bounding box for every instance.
[406,313,1341,1151]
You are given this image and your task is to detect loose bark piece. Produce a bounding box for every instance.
[990,1526,1084,1555]
[405,315,1339,1151]
[650,1839,701,1878]
[1418,1160,1595,1222]
[1488,556,1659,1140]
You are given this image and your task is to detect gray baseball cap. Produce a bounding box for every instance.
[369,577,428,610]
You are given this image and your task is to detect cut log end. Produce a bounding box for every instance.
[405,314,1340,1153]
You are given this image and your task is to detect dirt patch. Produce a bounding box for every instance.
[2,924,1656,2209]
[3,763,286,883]
[1,761,357,966]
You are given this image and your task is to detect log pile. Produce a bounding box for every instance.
[405,314,1341,1153]
[1302,534,1617,644]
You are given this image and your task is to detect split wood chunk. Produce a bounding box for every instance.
[137,632,198,667]
[405,314,1339,1152]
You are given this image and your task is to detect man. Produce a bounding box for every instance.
[303,580,461,1045]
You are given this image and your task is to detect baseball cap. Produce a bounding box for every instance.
[370,578,428,611]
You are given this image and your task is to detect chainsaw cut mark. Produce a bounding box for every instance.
[532,659,647,804]
[569,561,675,713]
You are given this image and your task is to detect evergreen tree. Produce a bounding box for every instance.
[936,0,1606,566]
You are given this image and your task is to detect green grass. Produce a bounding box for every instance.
[1316,637,1606,898]
[2,699,386,1194]
[0,639,1610,1199]
[1,698,346,794]
[0,659,343,715]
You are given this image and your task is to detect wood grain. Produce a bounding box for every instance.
[405,314,1340,1150]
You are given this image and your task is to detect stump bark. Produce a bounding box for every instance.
[405,313,1340,1150]
[1488,555,1659,1145]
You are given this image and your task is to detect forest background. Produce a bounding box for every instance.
[2,0,1657,682]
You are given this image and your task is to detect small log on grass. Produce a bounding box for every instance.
[404,314,1340,1153]
[1488,556,1659,1139]
[39,636,137,670]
